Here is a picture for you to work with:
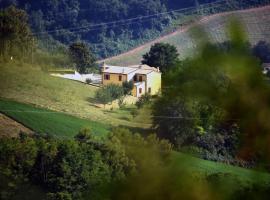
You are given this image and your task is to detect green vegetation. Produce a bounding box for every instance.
[171,152,270,185]
[142,43,179,72]
[0,99,109,138]
[1,1,266,59]
[0,6,35,62]
[95,84,124,107]
[122,81,134,95]
[1,128,270,200]
[105,6,270,65]
[152,21,270,167]
[68,42,97,73]
[0,63,151,128]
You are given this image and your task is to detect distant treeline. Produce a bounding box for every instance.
[0,0,268,58]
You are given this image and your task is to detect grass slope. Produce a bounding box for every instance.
[0,63,151,129]
[172,152,270,186]
[102,5,270,66]
[0,99,109,138]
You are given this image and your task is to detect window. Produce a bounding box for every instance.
[104,74,110,80]
[119,75,122,81]
[139,76,143,82]
[133,76,137,82]
[139,88,142,94]
[148,87,151,94]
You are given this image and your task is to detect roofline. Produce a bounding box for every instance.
[102,68,138,75]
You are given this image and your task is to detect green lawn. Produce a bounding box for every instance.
[0,99,110,138]
[171,152,270,186]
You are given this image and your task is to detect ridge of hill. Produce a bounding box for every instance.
[100,5,270,66]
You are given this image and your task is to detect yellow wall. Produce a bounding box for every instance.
[102,73,127,85]
[146,72,161,95]
[102,71,161,97]
[132,86,137,97]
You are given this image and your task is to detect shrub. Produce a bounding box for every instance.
[131,109,139,118]
[85,78,92,84]
[95,84,124,107]
[122,81,134,95]
[135,93,151,109]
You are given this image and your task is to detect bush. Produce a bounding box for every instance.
[131,109,139,118]
[85,78,92,84]
[122,81,134,95]
[95,84,124,106]
[135,93,151,109]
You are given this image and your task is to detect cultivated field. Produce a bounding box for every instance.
[101,5,270,66]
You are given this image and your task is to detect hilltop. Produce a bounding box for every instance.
[100,5,270,66]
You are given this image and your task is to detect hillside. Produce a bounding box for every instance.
[0,113,33,137]
[0,63,152,129]
[101,5,270,65]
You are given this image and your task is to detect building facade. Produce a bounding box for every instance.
[101,64,161,97]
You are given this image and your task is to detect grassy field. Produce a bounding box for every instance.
[103,6,270,66]
[0,63,152,129]
[171,152,270,186]
[0,98,110,138]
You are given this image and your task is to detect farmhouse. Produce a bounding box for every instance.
[101,63,161,97]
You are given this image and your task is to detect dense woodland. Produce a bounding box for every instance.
[0,0,266,59]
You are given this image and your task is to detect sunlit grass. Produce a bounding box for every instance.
[0,99,110,138]
[0,62,152,128]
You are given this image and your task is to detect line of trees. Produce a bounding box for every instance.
[0,129,172,200]
[1,0,262,59]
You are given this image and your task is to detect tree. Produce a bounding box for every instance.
[122,81,134,95]
[142,43,179,73]
[0,5,35,61]
[252,41,270,63]
[95,84,124,107]
[68,42,96,74]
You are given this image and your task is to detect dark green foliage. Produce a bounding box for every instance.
[0,6,35,61]
[122,81,134,95]
[68,42,96,73]
[0,128,174,199]
[47,192,72,200]
[142,43,179,72]
[0,132,135,199]
[85,78,92,84]
[252,41,270,63]
[153,23,270,165]
[135,93,151,109]
[153,97,196,147]
[95,84,124,106]
[0,1,266,59]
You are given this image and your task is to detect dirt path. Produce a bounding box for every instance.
[0,113,33,137]
[98,5,270,64]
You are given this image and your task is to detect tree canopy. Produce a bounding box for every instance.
[0,5,35,61]
[153,23,270,165]
[142,43,179,72]
[68,42,96,73]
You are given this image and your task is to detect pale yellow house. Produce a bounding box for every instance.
[101,64,161,97]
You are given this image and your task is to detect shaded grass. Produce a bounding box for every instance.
[0,99,110,138]
[171,152,270,186]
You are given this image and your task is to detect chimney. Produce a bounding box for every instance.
[157,67,160,72]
